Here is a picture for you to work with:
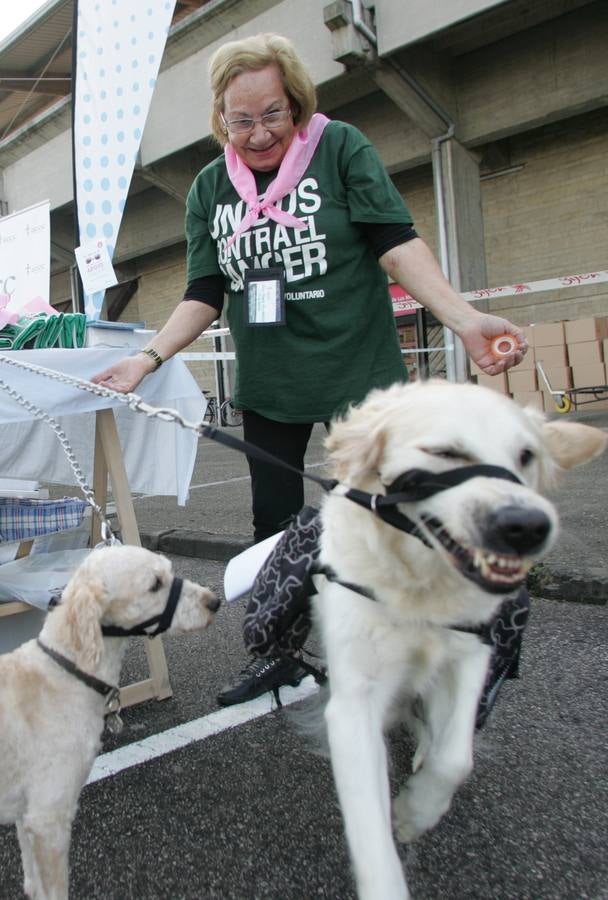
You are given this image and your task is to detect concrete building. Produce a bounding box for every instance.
[0,0,606,389]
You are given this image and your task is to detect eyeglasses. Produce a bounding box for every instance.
[220,108,292,134]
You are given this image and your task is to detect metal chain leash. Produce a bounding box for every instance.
[0,353,204,436]
[0,376,119,544]
[0,352,207,546]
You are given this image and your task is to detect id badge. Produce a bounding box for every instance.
[244,268,286,327]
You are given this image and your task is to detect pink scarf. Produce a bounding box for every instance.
[224,113,330,249]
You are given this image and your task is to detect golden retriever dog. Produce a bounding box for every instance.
[0,544,219,900]
[314,379,606,900]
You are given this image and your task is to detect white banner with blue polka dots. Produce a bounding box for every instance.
[74,0,177,320]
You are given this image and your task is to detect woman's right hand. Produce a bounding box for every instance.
[90,353,156,393]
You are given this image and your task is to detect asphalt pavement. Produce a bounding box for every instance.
[0,403,606,899]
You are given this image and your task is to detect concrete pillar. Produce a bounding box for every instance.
[433,136,488,381]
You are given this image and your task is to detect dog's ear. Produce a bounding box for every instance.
[60,560,107,669]
[325,411,387,481]
[542,420,608,470]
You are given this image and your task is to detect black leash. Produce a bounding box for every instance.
[199,423,339,493]
[198,423,523,544]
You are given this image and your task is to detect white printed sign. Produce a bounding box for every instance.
[75,240,118,295]
[0,201,55,328]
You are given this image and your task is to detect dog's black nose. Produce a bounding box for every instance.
[486,505,552,554]
[207,596,221,612]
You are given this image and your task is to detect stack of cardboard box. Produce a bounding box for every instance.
[470,316,608,411]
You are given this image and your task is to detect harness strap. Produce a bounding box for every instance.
[341,488,432,545]
[380,465,523,502]
[313,564,378,602]
[315,564,493,644]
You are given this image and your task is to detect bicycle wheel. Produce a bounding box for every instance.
[220,398,243,427]
[203,397,217,424]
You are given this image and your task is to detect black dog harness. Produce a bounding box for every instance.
[100,576,184,637]
[200,422,524,540]
[345,464,523,544]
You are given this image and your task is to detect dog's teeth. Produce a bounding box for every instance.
[421,514,534,590]
[471,546,532,583]
[473,549,490,576]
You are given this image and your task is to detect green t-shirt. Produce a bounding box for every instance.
[186,120,412,423]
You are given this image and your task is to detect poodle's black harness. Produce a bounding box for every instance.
[39,576,185,733]
[100,576,184,637]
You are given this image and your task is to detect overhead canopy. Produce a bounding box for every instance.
[0,0,205,144]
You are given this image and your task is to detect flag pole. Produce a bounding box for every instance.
[70,0,84,314]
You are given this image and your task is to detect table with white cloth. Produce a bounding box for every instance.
[0,348,204,705]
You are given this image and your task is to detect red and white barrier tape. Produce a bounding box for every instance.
[390,270,608,314]
[462,270,608,303]
[198,270,608,334]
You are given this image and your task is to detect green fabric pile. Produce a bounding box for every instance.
[0,313,87,350]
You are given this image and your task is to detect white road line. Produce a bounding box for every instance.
[128,460,329,501]
[188,460,328,493]
[188,474,250,491]
[86,678,319,786]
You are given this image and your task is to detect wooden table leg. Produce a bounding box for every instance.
[15,539,34,559]
[94,409,173,705]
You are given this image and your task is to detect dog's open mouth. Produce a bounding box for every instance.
[420,515,533,594]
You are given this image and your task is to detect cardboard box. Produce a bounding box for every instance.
[534,345,569,368]
[533,321,565,348]
[570,363,606,388]
[566,341,604,366]
[564,316,608,344]
[508,368,537,393]
[511,391,544,411]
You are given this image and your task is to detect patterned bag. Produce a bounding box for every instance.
[474,590,530,729]
[242,504,530,730]
[243,506,322,657]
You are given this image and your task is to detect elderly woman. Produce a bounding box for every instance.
[93,33,527,706]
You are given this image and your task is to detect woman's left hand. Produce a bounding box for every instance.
[378,238,529,375]
[458,314,528,375]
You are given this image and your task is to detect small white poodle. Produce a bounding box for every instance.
[0,544,219,900]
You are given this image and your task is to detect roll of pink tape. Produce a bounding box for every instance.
[491,334,517,358]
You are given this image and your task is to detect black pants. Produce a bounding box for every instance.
[242,410,316,543]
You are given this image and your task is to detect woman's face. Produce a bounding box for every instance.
[222,65,296,172]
